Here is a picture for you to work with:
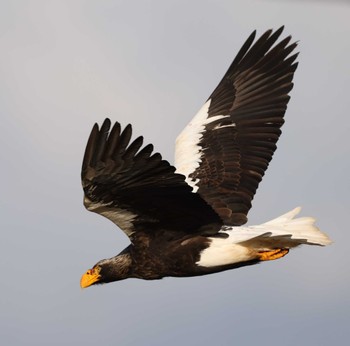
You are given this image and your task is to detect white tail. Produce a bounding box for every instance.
[259,207,332,247]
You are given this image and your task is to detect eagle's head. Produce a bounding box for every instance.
[80,254,132,288]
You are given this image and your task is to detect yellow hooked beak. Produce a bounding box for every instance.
[80,267,101,288]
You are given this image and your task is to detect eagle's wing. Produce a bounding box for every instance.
[175,27,298,226]
[82,119,222,238]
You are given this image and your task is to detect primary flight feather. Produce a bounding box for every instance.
[80,27,331,288]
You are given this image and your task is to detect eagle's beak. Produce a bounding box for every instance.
[80,267,101,288]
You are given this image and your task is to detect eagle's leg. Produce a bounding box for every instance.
[258,249,289,261]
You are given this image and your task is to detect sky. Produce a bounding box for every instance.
[1,1,349,345]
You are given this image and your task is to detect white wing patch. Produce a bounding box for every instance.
[175,99,229,191]
[213,123,236,130]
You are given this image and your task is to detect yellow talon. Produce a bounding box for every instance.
[258,249,289,261]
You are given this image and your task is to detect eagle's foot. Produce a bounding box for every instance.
[258,248,289,261]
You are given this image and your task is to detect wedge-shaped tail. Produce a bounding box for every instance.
[239,207,332,249]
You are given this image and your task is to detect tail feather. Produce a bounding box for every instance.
[260,207,332,247]
[263,206,302,225]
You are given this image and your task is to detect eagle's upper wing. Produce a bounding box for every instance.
[82,119,222,238]
[175,27,298,226]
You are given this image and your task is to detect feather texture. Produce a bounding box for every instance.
[176,26,298,226]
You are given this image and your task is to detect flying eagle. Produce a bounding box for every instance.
[80,27,331,288]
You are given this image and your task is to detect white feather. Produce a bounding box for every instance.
[258,206,332,246]
[175,99,229,191]
[196,241,252,267]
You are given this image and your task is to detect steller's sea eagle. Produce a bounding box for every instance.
[80,27,331,288]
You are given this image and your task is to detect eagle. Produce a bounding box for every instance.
[80,27,331,288]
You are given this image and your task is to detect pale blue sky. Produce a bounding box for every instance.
[1,1,349,345]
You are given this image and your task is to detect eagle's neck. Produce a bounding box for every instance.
[99,253,132,282]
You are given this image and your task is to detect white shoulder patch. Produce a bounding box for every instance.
[175,99,229,191]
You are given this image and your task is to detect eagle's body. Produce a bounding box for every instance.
[80,27,331,288]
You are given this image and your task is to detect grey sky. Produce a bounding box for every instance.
[1,1,349,345]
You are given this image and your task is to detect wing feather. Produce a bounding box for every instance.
[82,120,221,238]
[175,27,298,225]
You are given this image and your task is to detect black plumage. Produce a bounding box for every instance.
[79,27,328,288]
[82,119,222,235]
[189,26,298,225]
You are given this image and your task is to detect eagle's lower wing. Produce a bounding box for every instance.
[175,27,298,226]
[82,119,221,238]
